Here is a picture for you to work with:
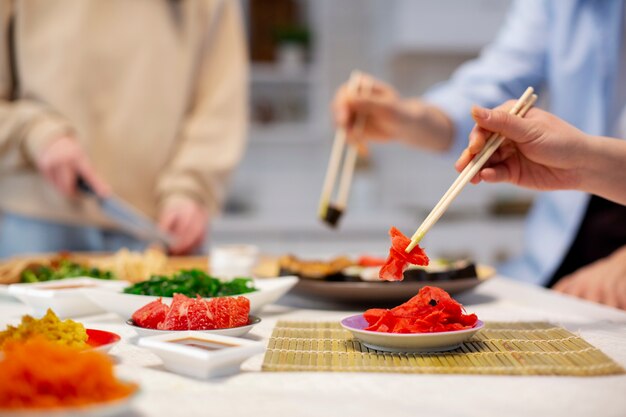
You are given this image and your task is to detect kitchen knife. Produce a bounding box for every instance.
[77,177,173,247]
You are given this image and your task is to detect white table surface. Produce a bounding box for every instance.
[1,276,625,417]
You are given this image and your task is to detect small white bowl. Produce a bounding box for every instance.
[138,331,265,379]
[340,314,484,353]
[210,244,260,279]
[8,278,129,318]
[126,315,262,338]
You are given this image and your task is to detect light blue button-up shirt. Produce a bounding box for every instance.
[424,0,625,286]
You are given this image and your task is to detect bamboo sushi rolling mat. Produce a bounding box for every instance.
[262,321,625,376]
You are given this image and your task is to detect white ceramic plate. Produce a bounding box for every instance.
[125,315,261,338]
[340,314,484,353]
[138,331,265,379]
[0,389,137,417]
[82,276,298,318]
[7,278,130,318]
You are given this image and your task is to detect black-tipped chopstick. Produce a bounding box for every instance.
[318,71,371,228]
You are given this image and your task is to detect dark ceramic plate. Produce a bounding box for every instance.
[290,265,495,303]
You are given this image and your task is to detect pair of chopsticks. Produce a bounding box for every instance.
[405,87,538,253]
[318,71,372,228]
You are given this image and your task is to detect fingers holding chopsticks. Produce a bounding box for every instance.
[456,143,518,184]
[455,100,539,183]
[332,72,403,144]
[455,99,593,192]
[466,101,517,154]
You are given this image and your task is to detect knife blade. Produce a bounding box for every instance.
[77,177,173,247]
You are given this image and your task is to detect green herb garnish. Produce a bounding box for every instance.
[20,260,115,283]
[122,269,256,297]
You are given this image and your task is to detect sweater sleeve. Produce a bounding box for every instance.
[423,0,550,156]
[0,0,75,170]
[155,0,248,216]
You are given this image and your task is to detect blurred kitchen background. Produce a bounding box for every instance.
[213,0,535,264]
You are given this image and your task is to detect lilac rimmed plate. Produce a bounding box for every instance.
[340,314,484,353]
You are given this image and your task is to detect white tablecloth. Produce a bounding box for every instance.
[1,277,625,417]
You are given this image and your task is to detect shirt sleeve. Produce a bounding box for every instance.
[423,0,550,156]
[0,0,75,169]
[155,0,248,216]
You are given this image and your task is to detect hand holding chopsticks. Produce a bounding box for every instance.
[405,87,538,252]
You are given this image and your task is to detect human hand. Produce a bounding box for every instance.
[333,73,405,142]
[553,246,626,310]
[455,102,589,191]
[332,73,450,150]
[35,136,110,198]
[158,198,209,255]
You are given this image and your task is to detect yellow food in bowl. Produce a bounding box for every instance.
[0,309,87,349]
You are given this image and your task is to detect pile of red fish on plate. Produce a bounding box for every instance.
[132,294,250,331]
[364,286,478,333]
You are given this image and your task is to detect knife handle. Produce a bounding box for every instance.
[76,176,95,195]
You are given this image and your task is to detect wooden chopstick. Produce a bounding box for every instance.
[405,87,538,252]
[318,71,361,218]
[318,71,372,219]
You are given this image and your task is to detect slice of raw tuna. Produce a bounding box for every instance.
[207,296,250,329]
[187,296,216,330]
[379,227,429,281]
[159,293,192,330]
[132,298,169,329]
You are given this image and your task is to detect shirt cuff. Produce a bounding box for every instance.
[20,113,75,164]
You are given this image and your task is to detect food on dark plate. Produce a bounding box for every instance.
[357,255,386,267]
[403,260,477,282]
[379,227,429,281]
[131,294,250,331]
[123,269,256,297]
[278,254,354,280]
[364,286,478,333]
[280,252,477,283]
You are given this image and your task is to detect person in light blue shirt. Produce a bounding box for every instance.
[456,101,626,310]
[332,0,626,307]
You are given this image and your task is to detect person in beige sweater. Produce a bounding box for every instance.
[0,0,248,256]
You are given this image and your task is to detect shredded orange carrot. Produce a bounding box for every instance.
[0,336,137,410]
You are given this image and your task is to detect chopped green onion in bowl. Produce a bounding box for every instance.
[122,269,257,298]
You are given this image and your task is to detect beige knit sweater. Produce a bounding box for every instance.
[0,0,248,229]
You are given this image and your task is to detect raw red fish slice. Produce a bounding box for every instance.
[363,308,387,324]
[187,296,216,330]
[160,293,191,330]
[132,298,168,329]
[207,296,250,329]
[379,227,429,281]
[363,286,477,333]
[379,257,406,281]
[229,297,251,327]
